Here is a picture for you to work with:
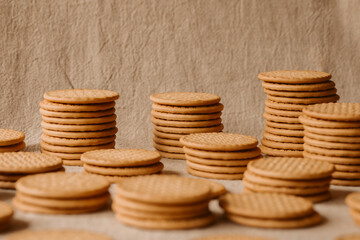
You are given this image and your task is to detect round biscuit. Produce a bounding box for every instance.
[42,114,116,125]
[41,149,82,159]
[151,117,221,128]
[0,142,26,152]
[263,112,300,124]
[187,166,244,180]
[304,136,360,150]
[151,110,222,121]
[260,145,303,157]
[303,103,360,121]
[62,160,83,166]
[183,146,261,160]
[185,154,260,166]
[264,126,304,137]
[41,134,116,146]
[153,142,184,153]
[264,107,302,117]
[299,115,360,128]
[304,143,360,157]
[264,100,305,111]
[44,89,119,104]
[334,164,360,172]
[332,171,360,180]
[261,138,303,150]
[264,88,337,98]
[40,108,115,118]
[152,103,224,114]
[304,131,360,143]
[265,121,304,130]
[267,94,339,104]
[0,180,16,189]
[155,150,185,160]
[303,151,360,165]
[152,129,187,140]
[187,160,246,174]
[40,141,115,153]
[332,179,360,186]
[258,70,331,84]
[0,129,25,146]
[83,162,164,176]
[41,121,117,132]
[40,100,115,112]
[303,125,360,136]
[263,132,304,143]
[153,124,224,134]
[150,92,220,106]
[153,136,182,147]
[42,127,118,139]
[5,230,112,240]
[262,80,335,92]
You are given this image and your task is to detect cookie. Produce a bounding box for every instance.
[260,145,303,157]
[264,100,305,111]
[0,173,26,181]
[0,180,15,189]
[334,164,360,172]
[83,162,164,176]
[332,171,360,179]
[152,103,224,114]
[187,166,244,180]
[183,146,261,160]
[264,107,302,117]
[303,103,360,121]
[42,114,117,125]
[0,142,26,152]
[185,154,259,166]
[263,132,303,143]
[258,70,331,84]
[192,235,272,240]
[304,131,360,143]
[153,142,184,153]
[151,117,222,128]
[151,110,222,121]
[346,192,360,211]
[41,121,117,132]
[332,179,360,186]
[44,89,119,104]
[153,129,186,140]
[42,127,118,139]
[299,115,360,128]
[62,160,84,166]
[41,134,116,146]
[302,191,331,203]
[263,112,300,124]
[5,230,113,240]
[156,150,185,159]
[262,80,335,92]
[303,151,360,165]
[303,125,360,136]
[304,143,360,157]
[153,136,183,147]
[150,92,220,106]
[261,139,303,150]
[40,100,115,112]
[265,121,304,130]
[336,234,360,240]
[267,94,339,104]
[180,133,258,151]
[0,129,25,146]
[0,201,13,223]
[264,125,304,137]
[40,141,115,153]
[39,108,115,118]
[187,161,246,174]
[304,137,360,150]
[264,88,337,98]
[153,124,224,134]
[41,149,82,159]
[193,178,227,198]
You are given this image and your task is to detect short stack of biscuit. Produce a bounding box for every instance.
[150,92,224,160]
[81,149,164,182]
[301,103,360,186]
[346,192,360,226]
[0,129,25,152]
[180,133,261,180]
[243,157,334,203]
[0,201,13,232]
[13,172,110,214]
[258,70,339,157]
[0,152,63,189]
[40,89,119,166]
[220,192,323,229]
[113,175,215,229]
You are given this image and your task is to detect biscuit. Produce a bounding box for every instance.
[5,230,113,240]
[40,100,115,112]
[264,88,337,98]
[180,133,258,151]
[42,127,118,139]
[267,94,339,104]
[153,142,184,153]
[263,112,300,124]
[62,160,83,166]
[150,92,220,106]
[264,100,305,111]
[192,235,272,240]
[153,136,183,147]
[44,89,119,104]
[264,125,304,137]
[185,154,259,166]
[152,103,224,114]
[299,115,360,128]
[260,145,303,157]
[41,149,82,159]
[334,164,360,172]
[193,178,227,198]
[264,107,302,117]
[332,179,360,186]
[187,166,244,180]
[42,114,117,125]
[303,103,360,121]
[83,162,164,176]
[304,136,360,150]
[261,139,303,150]
[0,129,25,146]
[302,191,331,203]
[262,80,335,92]
[40,141,115,153]
[332,171,360,179]
[336,234,360,240]
[0,142,26,152]
[0,180,15,189]
[304,131,360,143]
[41,121,117,132]
[153,129,186,140]
[263,132,303,143]
[183,146,261,160]
[345,192,360,211]
[0,201,13,223]
[187,161,246,174]
[303,125,360,136]
[151,117,222,128]
[265,121,304,130]
[41,134,116,146]
[304,143,360,157]
[151,110,222,121]
[303,151,360,165]
[156,150,186,160]
[258,70,331,83]
[39,108,115,118]
[153,124,224,134]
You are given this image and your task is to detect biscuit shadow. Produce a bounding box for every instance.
[330,188,353,201]
[6,218,29,233]
[0,190,15,201]
[23,143,40,152]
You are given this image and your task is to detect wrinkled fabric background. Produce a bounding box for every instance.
[1,0,360,239]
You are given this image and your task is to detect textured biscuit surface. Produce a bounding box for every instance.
[184,146,261,160]
[150,92,220,106]
[0,129,25,146]
[41,121,117,132]
[187,166,244,180]
[40,141,115,153]
[264,88,337,98]
[42,127,118,139]
[151,117,222,128]
[40,100,115,112]
[41,134,116,146]
[258,70,331,83]
[152,103,224,114]
[83,162,164,176]
[39,108,115,118]
[42,114,117,125]
[260,145,303,157]
[267,94,339,104]
[5,230,113,240]
[262,80,335,92]
[303,103,360,121]
[44,89,119,104]
[299,115,360,129]
[153,124,224,134]
[151,110,222,121]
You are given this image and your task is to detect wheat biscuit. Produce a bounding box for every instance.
[0,142,26,152]
[334,164,360,172]
[345,192,360,211]
[260,145,303,157]
[263,112,300,124]
[115,212,215,230]
[332,171,360,179]
[262,80,335,92]
[303,103,360,121]
[153,129,187,140]
[0,129,25,146]
[41,149,82,159]
[41,121,117,132]
[187,166,244,180]
[83,171,128,182]
[154,124,224,134]
[42,114,116,125]
[40,100,115,112]
[302,191,331,203]
[304,137,360,150]
[153,142,184,153]
[304,131,360,143]
[185,154,259,166]
[332,179,360,186]
[41,134,116,146]
[227,211,322,229]
[40,108,115,118]
[12,197,105,214]
[42,127,118,139]
[151,110,222,121]
[152,103,224,114]
[44,89,119,104]
[303,151,360,165]
[180,133,258,152]
[258,70,331,84]
[263,132,303,144]
[116,175,212,204]
[0,173,26,181]
[150,92,220,106]
[299,115,360,129]
[193,178,227,198]
[265,121,304,130]
[336,234,360,240]
[267,94,339,104]
[184,146,261,160]
[304,143,360,157]
[265,100,305,111]
[243,170,331,188]
[261,139,303,150]
[264,126,304,137]
[303,125,360,136]
[264,107,302,117]
[81,149,161,167]
[156,150,186,159]
[192,235,272,240]
[0,201,13,223]
[153,136,183,147]
[220,193,314,219]
[264,88,337,98]
[187,161,246,174]
[0,180,15,189]
[5,230,113,240]
[83,162,163,176]
[16,172,110,198]
[41,141,115,153]
[62,160,83,166]
[151,117,222,128]
[248,157,333,180]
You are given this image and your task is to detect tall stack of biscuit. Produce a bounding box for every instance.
[40,89,119,166]
[150,92,224,160]
[180,133,262,180]
[258,70,339,157]
[301,103,360,186]
[0,129,25,152]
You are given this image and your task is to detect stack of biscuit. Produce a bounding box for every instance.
[243,157,334,203]
[40,89,119,166]
[301,103,360,186]
[0,129,25,152]
[258,70,339,157]
[13,172,110,214]
[81,149,164,182]
[180,133,261,180]
[150,92,224,160]
[220,192,323,229]
[113,175,215,229]
[0,152,63,189]
[346,192,360,226]
[0,201,13,232]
